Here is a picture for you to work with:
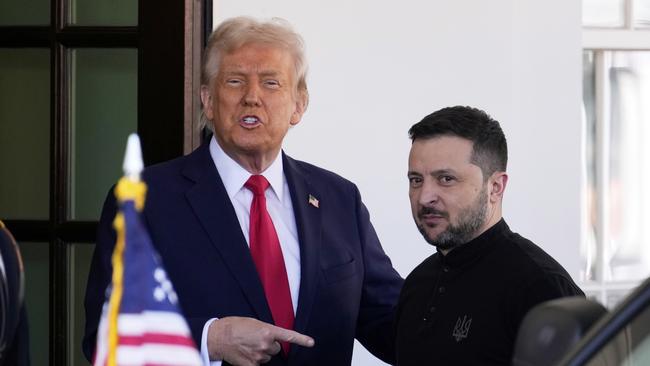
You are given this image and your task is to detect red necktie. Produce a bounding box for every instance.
[245,175,294,355]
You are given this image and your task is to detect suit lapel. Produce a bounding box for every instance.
[182,144,273,324]
[283,153,322,342]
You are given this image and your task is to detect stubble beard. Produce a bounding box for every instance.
[416,186,488,252]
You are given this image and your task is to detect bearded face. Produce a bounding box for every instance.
[415,185,488,251]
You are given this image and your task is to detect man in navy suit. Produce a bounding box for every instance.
[83,16,403,366]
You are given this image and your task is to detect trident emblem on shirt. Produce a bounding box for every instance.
[452,315,472,342]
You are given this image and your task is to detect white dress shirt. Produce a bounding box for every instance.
[200,137,301,365]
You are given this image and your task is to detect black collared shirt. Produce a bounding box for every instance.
[395,219,584,366]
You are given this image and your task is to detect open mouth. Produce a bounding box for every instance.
[240,115,261,126]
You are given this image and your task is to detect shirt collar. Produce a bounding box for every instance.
[438,218,508,267]
[209,136,285,201]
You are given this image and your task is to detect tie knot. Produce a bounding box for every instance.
[245,175,270,196]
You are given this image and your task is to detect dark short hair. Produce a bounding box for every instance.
[409,106,508,179]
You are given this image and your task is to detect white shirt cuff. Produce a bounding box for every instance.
[201,317,222,366]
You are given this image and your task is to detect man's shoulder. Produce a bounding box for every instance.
[142,156,185,177]
[496,230,557,272]
[284,154,356,189]
[142,144,209,183]
[495,226,581,293]
[499,230,563,271]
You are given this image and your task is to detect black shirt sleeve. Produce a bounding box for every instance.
[507,274,585,337]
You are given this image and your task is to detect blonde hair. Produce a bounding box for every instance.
[200,16,309,131]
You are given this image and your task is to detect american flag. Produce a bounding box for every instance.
[308,194,319,208]
[93,178,203,366]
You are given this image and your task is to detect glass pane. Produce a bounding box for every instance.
[635,0,650,27]
[585,300,650,365]
[606,51,650,282]
[605,289,632,308]
[582,51,598,282]
[69,48,137,220]
[19,242,50,366]
[69,0,137,26]
[68,243,94,366]
[0,0,49,25]
[0,49,50,220]
[583,0,625,27]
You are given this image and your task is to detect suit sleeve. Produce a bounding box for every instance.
[352,186,404,364]
[82,187,118,361]
[3,305,30,366]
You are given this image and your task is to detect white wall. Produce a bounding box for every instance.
[214,1,582,364]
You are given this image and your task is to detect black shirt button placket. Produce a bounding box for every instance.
[424,262,449,323]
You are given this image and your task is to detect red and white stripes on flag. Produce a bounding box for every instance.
[94,309,202,366]
[93,176,202,366]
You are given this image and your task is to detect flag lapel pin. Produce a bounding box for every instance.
[308,194,319,208]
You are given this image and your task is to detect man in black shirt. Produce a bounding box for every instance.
[396,106,584,366]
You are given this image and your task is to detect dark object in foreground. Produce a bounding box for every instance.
[514,276,650,366]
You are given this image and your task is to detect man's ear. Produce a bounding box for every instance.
[200,85,214,120]
[488,172,508,203]
[290,89,308,126]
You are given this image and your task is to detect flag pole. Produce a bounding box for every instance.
[106,134,145,366]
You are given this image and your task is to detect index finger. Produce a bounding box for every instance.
[271,326,315,348]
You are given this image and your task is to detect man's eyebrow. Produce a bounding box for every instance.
[221,69,284,79]
[259,69,280,75]
[258,70,286,79]
[221,69,246,76]
[430,168,456,175]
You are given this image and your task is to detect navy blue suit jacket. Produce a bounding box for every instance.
[83,143,403,365]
